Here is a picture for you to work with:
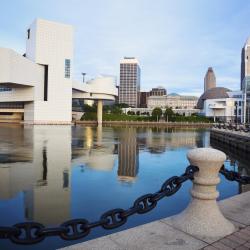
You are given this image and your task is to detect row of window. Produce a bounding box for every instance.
[65,59,71,78]
[0,87,12,92]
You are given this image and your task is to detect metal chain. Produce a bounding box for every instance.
[220,165,250,185]
[0,165,198,245]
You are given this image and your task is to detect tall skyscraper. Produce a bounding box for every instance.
[119,57,140,107]
[241,38,250,90]
[204,67,216,92]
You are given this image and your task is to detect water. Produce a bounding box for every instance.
[0,124,246,250]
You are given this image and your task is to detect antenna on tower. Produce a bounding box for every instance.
[81,73,86,83]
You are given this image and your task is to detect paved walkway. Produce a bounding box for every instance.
[60,191,250,250]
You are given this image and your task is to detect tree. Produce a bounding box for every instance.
[152,107,162,121]
[83,104,97,113]
[164,107,174,122]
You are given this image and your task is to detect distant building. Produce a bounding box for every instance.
[241,38,250,90]
[147,93,198,110]
[204,67,216,92]
[197,88,243,122]
[140,91,150,108]
[140,86,167,108]
[119,57,140,107]
[149,86,167,96]
[241,38,250,123]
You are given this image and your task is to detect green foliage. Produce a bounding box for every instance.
[151,107,162,120]
[83,104,97,113]
[102,113,154,121]
[81,112,97,120]
[164,107,174,121]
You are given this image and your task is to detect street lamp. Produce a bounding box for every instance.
[235,101,238,125]
[81,72,86,83]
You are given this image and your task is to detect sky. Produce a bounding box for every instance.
[1,0,250,96]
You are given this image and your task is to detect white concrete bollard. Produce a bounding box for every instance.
[170,148,235,239]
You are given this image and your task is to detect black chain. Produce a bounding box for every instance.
[0,165,198,245]
[220,165,250,185]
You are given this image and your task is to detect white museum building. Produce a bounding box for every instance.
[0,19,117,124]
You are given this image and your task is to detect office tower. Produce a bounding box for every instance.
[204,67,216,92]
[119,57,140,107]
[241,38,250,90]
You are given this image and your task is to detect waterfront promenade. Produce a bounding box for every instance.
[61,191,250,250]
[60,148,250,250]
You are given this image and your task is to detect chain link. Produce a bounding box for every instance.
[220,165,250,185]
[0,165,198,245]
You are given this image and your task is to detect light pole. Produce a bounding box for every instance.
[235,102,238,125]
[81,72,86,83]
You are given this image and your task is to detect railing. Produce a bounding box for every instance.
[213,123,250,133]
[1,148,250,245]
[0,165,198,245]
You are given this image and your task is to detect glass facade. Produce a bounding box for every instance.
[242,76,250,123]
[64,59,70,78]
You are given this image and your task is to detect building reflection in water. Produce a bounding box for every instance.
[0,125,71,225]
[210,138,250,193]
[117,128,139,182]
[71,125,116,171]
[0,125,216,227]
[142,127,200,153]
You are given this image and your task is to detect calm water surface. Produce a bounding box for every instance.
[0,124,248,250]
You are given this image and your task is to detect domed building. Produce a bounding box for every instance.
[198,86,242,122]
[197,87,231,110]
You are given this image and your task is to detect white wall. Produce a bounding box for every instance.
[25,19,73,123]
[0,48,44,87]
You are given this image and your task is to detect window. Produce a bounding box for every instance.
[65,59,71,78]
[0,87,12,92]
[27,29,30,39]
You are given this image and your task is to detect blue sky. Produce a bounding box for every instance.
[1,0,250,96]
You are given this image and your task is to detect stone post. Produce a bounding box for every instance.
[170,148,235,239]
[97,100,103,125]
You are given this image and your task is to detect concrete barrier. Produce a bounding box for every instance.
[169,148,235,239]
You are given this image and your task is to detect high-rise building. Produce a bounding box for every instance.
[204,67,216,92]
[241,38,250,123]
[119,57,140,107]
[241,38,250,90]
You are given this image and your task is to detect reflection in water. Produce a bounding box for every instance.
[210,138,250,193]
[0,125,71,225]
[0,125,248,250]
[118,128,139,182]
